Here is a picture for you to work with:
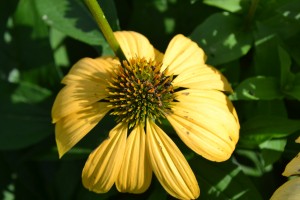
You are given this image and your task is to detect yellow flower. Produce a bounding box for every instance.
[52,31,240,199]
[270,137,300,200]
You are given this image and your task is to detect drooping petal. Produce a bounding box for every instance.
[82,123,127,193]
[62,57,117,85]
[161,34,206,75]
[55,102,111,157]
[282,152,300,177]
[52,83,109,123]
[171,64,233,92]
[146,119,200,199]
[116,124,152,193]
[166,89,239,162]
[114,31,155,61]
[52,57,116,123]
[270,178,300,200]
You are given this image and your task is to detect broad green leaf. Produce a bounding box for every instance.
[238,115,300,148]
[11,82,52,104]
[0,96,52,150]
[260,139,287,167]
[234,149,269,177]
[253,22,281,77]
[34,0,119,46]
[129,0,220,50]
[12,0,54,70]
[278,45,293,88]
[232,76,283,100]
[50,28,70,68]
[190,12,252,65]
[203,0,247,13]
[283,72,300,100]
[191,157,263,200]
[235,100,288,121]
[276,0,300,22]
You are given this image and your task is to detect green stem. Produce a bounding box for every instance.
[84,0,126,61]
[245,0,259,28]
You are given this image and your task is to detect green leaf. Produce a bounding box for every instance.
[12,0,54,70]
[260,139,287,167]
[253,23,281,77]
[0,97,52,150]
[278,45,293,88]
[190,12,252,65]
[232,76,283,100]
[234,149,269,177]
[11,82,52,104]
[191,157,263,200]
[238,115,300,148]
[283,72,300,100]
[276,0,300,22]
[203,0,246,13]
[34,0,119,46]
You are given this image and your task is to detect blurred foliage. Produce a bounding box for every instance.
[1,0,300,199]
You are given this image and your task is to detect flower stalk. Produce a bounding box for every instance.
[84,0,126,61]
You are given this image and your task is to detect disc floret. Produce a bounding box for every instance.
[107,57,174,128]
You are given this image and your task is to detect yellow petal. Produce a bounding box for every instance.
[62,57,117,85]
[82,123,127,193]
[55,102,111,157]
[270,178,300,200]
[114,31,155,60]
[166,89,239,162]
[52,82,109,123]
[282,152,300,177]
[52,57,116,123]
[161,34,206,75]
[116,124,152,193]
[146,119,200,199]
[296,136,300,143]
[172,64,233,92]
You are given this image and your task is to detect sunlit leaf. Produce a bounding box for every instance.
[191,157,263,200]
[239,115,300,148]
[203,0,247,13]
[232,76,283,100]
[34,0,119,46]
[11,82,52,104]
[190,12,252,65]
[260,139,287,167]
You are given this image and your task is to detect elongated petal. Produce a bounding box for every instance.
[55,102,111,157]
[296,136,300,143]
[146,119,200,199]
[116,124,152,193]
[52,57,116,123]
[82,123,127,193]
[52,83,109,123]
[62,57,117,85]
[270,178,300,200]
[166,89,239,162]
[282,153,300,177]
[172,64,233,92]
[114,31,155,61]
[161,34,206,75]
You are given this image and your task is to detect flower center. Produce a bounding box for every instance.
[106,57,174,128]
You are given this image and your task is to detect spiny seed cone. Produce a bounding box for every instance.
[106,57,175,128]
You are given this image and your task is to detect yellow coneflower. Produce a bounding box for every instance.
[270,137,300,200]
[52,31,240,199]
